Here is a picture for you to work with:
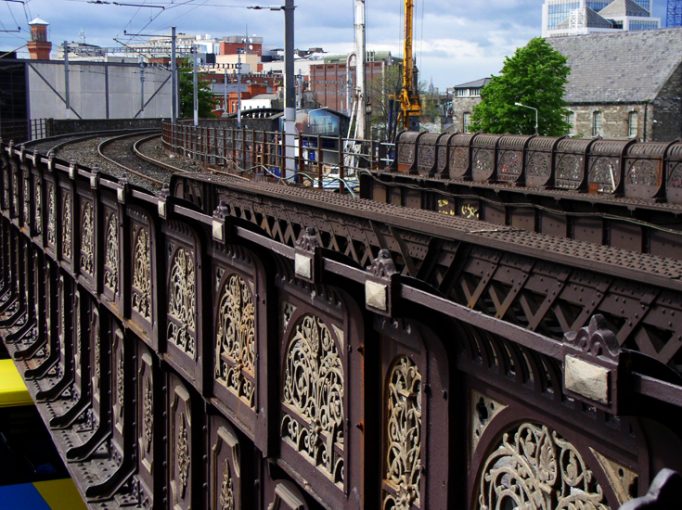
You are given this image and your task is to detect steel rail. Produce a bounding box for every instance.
[97,131,168,187]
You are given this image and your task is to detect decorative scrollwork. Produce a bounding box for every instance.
[280,314,345,486]
[382,356,422,510]
[142,377,153,454]
[168,247,196,357]
[219,458,235,510]
[132,227,152,320]
[93,324,100,393]
[104,212,119,293]
[214,274,256,407]
[23,177,29,225]
[80,202,94,276]
[282,301,296,332]
[470,390,506,456]
[176,413,190,494]
[47,184,56,246]
[114,342,125,429]
[34,179,42,233]
[478,422,609,510]
[62,194,72,260]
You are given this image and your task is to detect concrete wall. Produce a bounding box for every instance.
[27,61,172,121]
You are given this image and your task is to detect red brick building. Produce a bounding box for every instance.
[309,51,399,113]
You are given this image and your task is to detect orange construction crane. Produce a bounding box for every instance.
[398,0,422,130]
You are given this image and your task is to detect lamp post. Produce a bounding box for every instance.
[514,101,538,135]
[236,48,243,128]
[222,66,228,117]
[248,1,296,178]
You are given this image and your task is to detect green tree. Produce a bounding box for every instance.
[470,37,570,136]
[367,63,402,138]
[178,62,215,119]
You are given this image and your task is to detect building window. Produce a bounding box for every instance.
[566,111,576,136]
[592,111,602,137]
[628,111,638,138]
[463,112,471,132]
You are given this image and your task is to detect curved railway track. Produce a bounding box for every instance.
[97,132,172,188]
[25,129,155,155]
[28,128,244,191]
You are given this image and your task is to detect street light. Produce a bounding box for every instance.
[248,1,296,178]
[514,101,538,135]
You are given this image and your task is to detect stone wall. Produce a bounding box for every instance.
[652,63,682,142]
[451,96,481,132]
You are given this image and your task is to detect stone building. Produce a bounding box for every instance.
[548,28,682,141]
[450,28,682,142]
[450,78,490,133]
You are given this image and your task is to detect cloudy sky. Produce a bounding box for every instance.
[0,0,670,89]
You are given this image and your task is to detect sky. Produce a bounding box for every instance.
[0,0,671,89]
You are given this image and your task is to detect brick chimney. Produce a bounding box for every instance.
[27,18,51,60]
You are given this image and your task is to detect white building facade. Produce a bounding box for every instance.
[542,0,660,37]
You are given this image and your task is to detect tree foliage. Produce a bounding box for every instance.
[178,61,215,119]
[367,63,402,137]
[470,37,570,136]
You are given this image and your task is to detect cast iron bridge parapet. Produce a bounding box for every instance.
[1,140,682,509]
[161,122,682,260]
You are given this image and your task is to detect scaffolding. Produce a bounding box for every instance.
[668,0,682,27]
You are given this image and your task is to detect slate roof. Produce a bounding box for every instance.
[598,0,650,18]
[453,77,492,89]
[556,7,613,29]
[547,28,682,103]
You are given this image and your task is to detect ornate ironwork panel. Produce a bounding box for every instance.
[169,372,195,510]
[61,190,72,262]
[382,355,422,510]
[137,344,156,507]
[33,175,42,235]
[22,174,30,227]
[666,142,682,204]
[215,272,256,408]
[209,416,242,510]
[281,313,345,486]
[132,225,152,321]
[80,200,94,277]
[47,182,56,249]
[103,208,119,295]
[477,422,609,509]
[623,142,668,200]
[471,135,499,182]
[167,245,196,358]
[448,133,476,179]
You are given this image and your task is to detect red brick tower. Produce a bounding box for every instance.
[27,18,51,60]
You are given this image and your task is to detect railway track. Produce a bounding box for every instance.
[24,129,154,155]
[27,128,245,191]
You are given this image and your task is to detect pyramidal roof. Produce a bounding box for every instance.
[599,0,650,18]
[556,7,614,30]
[28,17,49,25]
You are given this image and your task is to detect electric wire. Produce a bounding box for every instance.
[5,2,21,30]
